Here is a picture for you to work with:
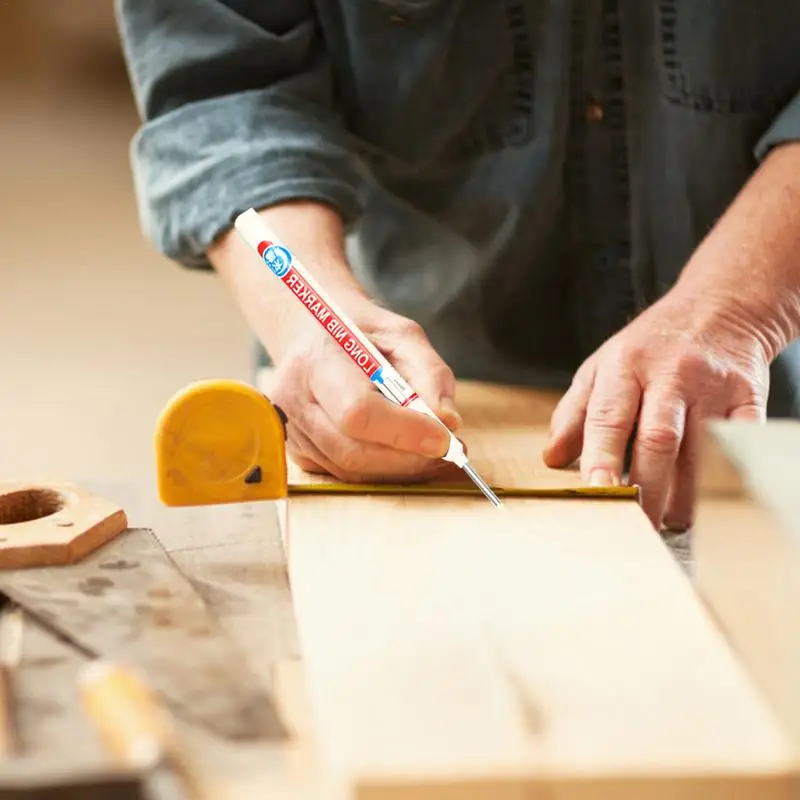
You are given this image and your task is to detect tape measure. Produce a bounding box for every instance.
[155,379,288,507]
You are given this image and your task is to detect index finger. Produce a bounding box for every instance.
[310,350,452,459]
[629,389,686,529]
[579,367,641,486]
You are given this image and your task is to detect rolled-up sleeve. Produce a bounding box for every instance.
[754,90,800,162]
[115,0,366,269]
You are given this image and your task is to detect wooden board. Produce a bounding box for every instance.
[695,420,800,756]
[11,373,794,798]
[271,378,587,493]
[285,496,797,798]
[280,387,800,797]
[286,383,575,491]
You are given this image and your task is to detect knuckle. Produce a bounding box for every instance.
[429,361,456,391]
[738,373,768,404]
[613,340,640,368]
[277,350,310,383]
[401,318,425,337]
[388,428,413,452]
[586,400,630,432]
[334,444,370,478]
[571,360,595,390]
[637,424,682,455]
[333,467,369,484]
[290,450,324,475]
[392,318,427,343]
[302,406,329,445]
[674,348,711,381]
[339,396,374,438]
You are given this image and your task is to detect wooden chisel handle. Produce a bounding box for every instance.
[79,660,170,769]
[0,664,20,757]
[79,660,212,800]
[0,603,23,758]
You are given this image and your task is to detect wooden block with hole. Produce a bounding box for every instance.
[261,374,800,799]
[695,420,800,757]
[0,481,127,569]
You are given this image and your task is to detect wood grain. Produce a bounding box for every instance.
[269,367,800,799]
[286,494,797,797]
[9,377,797,798]
[286,426,582,493]
[695,421,800,757]
[258,373,578,492]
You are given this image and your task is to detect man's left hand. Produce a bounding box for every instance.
[542,288,770,531]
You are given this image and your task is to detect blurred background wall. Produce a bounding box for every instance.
[0,2,252,485]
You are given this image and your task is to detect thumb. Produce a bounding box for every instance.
[390,326,462,432]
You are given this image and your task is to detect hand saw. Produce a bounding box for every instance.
[0,483,286,743]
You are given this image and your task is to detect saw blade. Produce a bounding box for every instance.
[0,527,286,743]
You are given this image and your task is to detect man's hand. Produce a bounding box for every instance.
[542,288,770,531]
[271,305,462,482]
[209,200,462,483]
[544,141,800,532]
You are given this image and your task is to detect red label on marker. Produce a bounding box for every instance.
[257,240,381,379]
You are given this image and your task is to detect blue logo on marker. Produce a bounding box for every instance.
[262,245,292,278]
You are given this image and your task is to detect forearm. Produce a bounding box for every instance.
[208,202,378,363]
[676,142,800,361]
[116,0,364,270]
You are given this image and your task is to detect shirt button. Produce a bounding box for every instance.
[586,101,604,122]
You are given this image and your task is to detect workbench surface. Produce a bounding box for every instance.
[9,480,693,796]
[8,371,696,795]
[11,480,311,797]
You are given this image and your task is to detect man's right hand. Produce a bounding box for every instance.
[208,200,462,483]
[270,306,462,483]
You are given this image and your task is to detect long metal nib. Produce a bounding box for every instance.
[462,462,503,508]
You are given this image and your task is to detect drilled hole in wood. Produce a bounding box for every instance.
[0,489,66,525]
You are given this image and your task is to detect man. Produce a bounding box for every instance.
[115,1,800,531]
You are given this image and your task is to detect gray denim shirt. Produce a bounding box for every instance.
[115,0,800,413]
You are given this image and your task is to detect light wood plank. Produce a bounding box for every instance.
[285,494,797,798]
[257,370,581,492]
[286,426,579,493]
[695,421,800,756]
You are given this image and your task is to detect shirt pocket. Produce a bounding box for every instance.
[655,1,800,115]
